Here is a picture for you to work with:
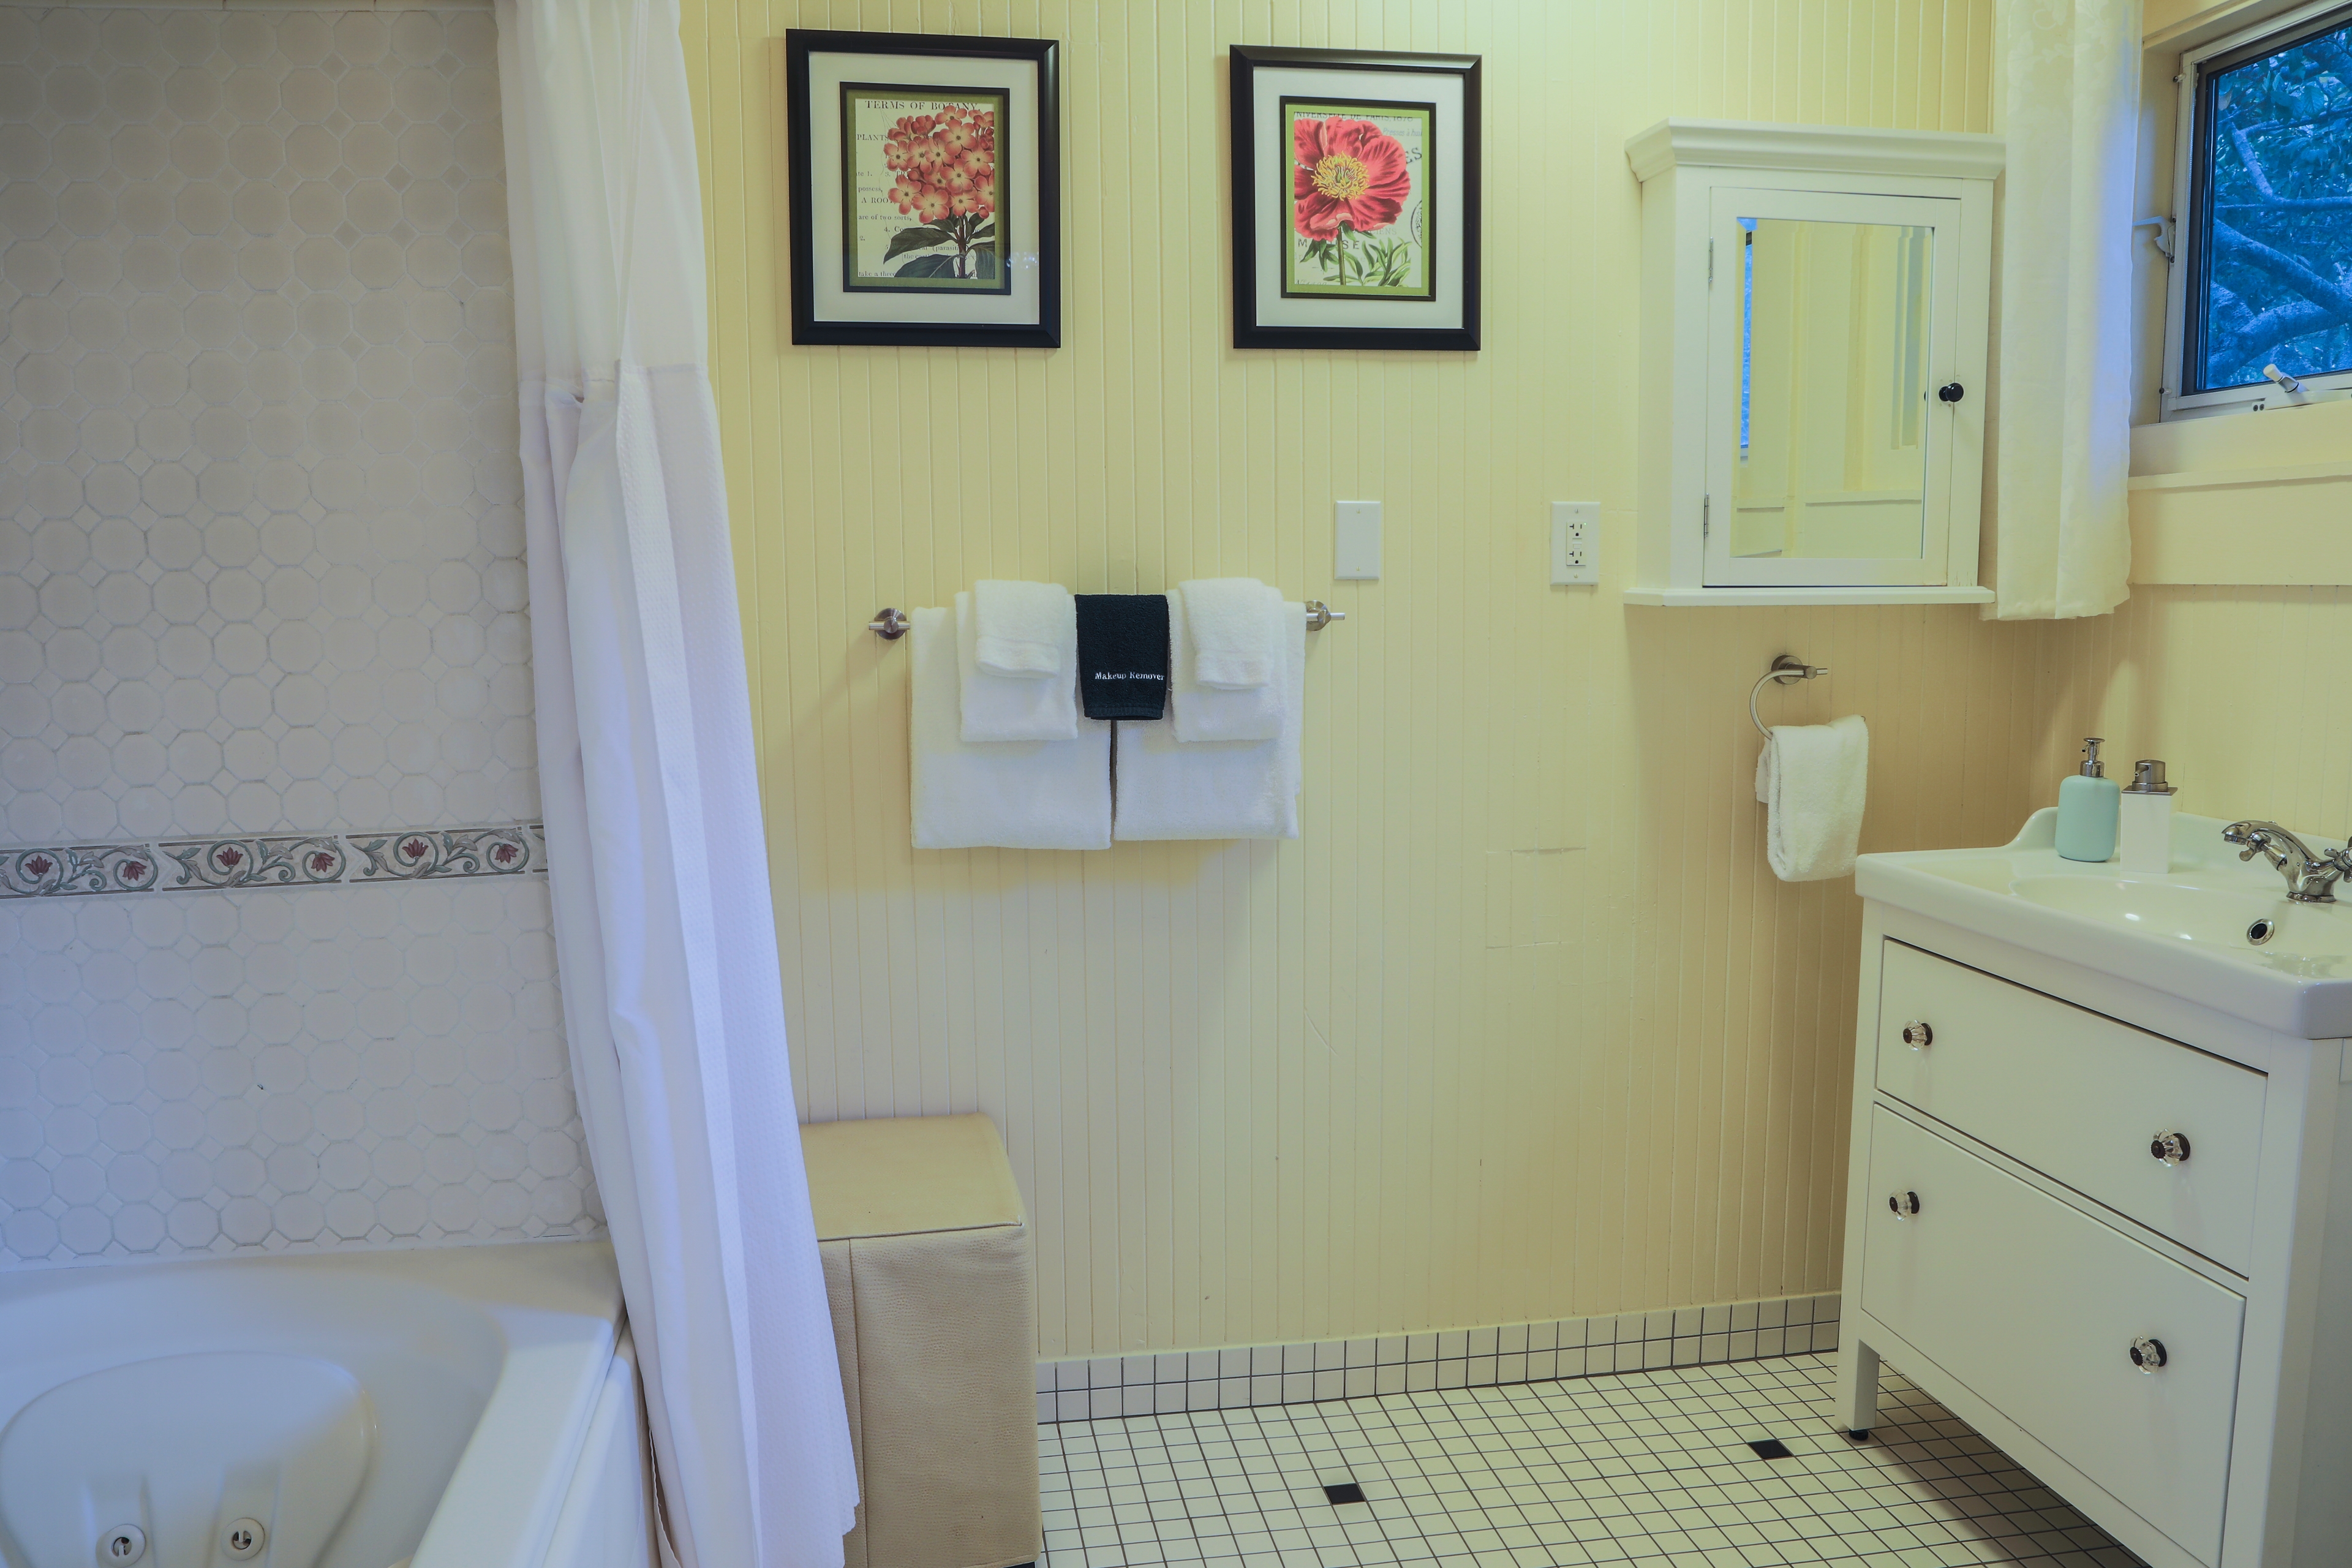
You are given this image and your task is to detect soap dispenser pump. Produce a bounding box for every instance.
[2057,737,2120,862]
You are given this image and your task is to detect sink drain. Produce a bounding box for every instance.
[222,1519,268,1561]
[2248,917,2277,946]
[97,1525,145,1565]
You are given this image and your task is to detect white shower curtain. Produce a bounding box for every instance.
[1989,0,2141,619]
[494,4,859,1566]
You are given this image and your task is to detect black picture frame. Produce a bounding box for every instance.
[786,29,1061,348]
[1231,45,1481,351]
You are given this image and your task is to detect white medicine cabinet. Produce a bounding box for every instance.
[1623,122,2003,606]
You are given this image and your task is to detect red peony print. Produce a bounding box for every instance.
[1291,116,1412,242]
[1286,110,1428,295]
[309,851,337,875]
[401,837,429,862]
[873,100,1002,282]
[24,854,51,878]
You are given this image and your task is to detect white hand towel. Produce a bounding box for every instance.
[1169,584,1284,743]
[912,606,1110,850]
[1754,715,1869,882]
[1114,601,1305,841]
[973,578,1074,679]
[1179,577,1280,689]
[957,591,1079,742]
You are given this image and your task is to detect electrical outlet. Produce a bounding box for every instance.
[1335,500,1382,580]
[1550,501,1598,585]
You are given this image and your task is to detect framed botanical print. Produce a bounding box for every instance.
[786,30,1061,347]
[1230,45,1481,350]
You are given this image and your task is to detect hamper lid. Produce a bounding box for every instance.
[801,1112,1025,1240]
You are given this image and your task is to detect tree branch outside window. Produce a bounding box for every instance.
[2196,17,2352,389]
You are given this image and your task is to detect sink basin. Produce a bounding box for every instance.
[1856,809,2352,1036]
[2010,875,2352,971]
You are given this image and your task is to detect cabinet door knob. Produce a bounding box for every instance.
[2128,1336,2168,1373]
[1901,1021,1933,1050]
[1886,1190,1921,1219]
[1938,382,1966,403]
[2150,1131,2192,1166]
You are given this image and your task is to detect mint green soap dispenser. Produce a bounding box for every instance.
[2057,737,2120,862]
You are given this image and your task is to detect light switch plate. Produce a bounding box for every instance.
[1334,500,1381,580]
[1551,501,1598,586]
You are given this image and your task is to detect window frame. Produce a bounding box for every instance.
[2163,0,2352,420]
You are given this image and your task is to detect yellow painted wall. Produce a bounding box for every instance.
[677,0,2045,1359]
[2032,589,2352,837]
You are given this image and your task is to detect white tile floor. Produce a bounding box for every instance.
[1038,1352,2143,1568]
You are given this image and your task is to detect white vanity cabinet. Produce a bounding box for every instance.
[1835,899,2352,1568]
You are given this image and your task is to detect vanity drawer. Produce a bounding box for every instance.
[1875,941,2266,1273]
[1863,1107,2244,1566]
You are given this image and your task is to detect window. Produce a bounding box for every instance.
[2168,1,2352,416]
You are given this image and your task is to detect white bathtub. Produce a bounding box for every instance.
[0,1240,650,1568]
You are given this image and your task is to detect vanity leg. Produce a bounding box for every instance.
[1831,1333,1879,1438]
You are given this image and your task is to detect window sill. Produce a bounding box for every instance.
[2129,398,2352,584]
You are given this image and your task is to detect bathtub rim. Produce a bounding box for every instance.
[0,1238,623,1568]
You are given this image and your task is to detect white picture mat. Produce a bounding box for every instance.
[807,50,1042,326]
[1251,66,1466,331]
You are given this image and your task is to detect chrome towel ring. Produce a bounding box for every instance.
[1751,654,1828,737]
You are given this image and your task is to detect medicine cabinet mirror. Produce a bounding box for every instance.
[1624,122,2003,606]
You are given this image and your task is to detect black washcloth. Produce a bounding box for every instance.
[1074,594,1170,720]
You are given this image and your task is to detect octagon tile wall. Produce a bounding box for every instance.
[0,5,598,1266]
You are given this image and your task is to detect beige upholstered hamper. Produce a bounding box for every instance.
[802,1114,1042,1568]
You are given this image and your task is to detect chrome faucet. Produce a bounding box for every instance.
[2223,821,2352,903]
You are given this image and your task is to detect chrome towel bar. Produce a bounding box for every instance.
[867,601,1346,640]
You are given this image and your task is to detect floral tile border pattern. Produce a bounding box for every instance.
[0,824,546,899]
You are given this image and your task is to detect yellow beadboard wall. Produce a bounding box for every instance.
[676,0,2047,1359]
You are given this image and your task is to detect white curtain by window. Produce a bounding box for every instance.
[494,4,859,1566]
[1989,0,2141,619]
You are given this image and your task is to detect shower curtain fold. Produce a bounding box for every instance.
[496,4,860,1566]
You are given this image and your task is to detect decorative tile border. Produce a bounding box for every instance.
[1034,1292,1841,1423]
[0,824,546,899]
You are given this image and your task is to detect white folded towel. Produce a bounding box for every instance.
[1114,601,1305,841]
[1179,577,1280,689]
[973,578,1073,679]
[911,606,1110,850]
[1169,584,1284,743]
[1754,715,1869,882]
[957,591,1078,742]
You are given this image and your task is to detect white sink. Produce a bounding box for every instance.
[1856,808,2352,1037]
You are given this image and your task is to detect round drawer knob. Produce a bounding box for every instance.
[2129,1336,2168,1373]
[1901,1021,1933,1050]
[2150,1131,2192,1166]
[1887,1190,1921,1220]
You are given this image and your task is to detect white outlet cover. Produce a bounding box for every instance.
[1551,501,1599,585]
[1335,500,1382,580]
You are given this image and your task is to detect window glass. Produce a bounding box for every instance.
[2189,11,2352,393]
